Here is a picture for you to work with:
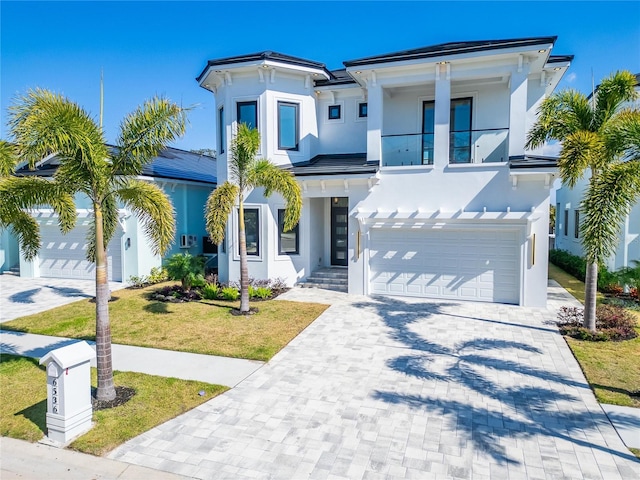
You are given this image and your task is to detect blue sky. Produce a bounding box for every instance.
[2,1,639,152]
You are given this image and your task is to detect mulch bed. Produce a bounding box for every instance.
[92,386,136,410]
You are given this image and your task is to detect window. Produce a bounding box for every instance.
[277,102,299,151]
[422,101,435,165]
[278,209,299,255]
[564,209,569,236]
[574,210,580,238]
[240,208,259,256]
[358,102,368,118]
[328,105,341,120]
[450,98,473,164]
[237,101,257,130]
[218,106,225,154]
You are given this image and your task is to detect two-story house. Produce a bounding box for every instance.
[197,37,572,307]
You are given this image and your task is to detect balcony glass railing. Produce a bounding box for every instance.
[450,128,509,164]
[381,128,509,166]
[381,133,434,167]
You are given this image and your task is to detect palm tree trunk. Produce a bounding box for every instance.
[583,261,598,332]
[238,199,250,313]
[94,205,116,401]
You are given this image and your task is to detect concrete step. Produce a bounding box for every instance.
[297,282,348,293]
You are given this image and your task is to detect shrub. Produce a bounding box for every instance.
[557,304,637,341]
[127,275,148,289]
[148,267,169,284]
[221,286,239,301]
[602,283,624,295]
[202,283,220,300]
[631,287,638,300]
[549,249,614,291]
[164,253,205,291]
[248,286,272,299]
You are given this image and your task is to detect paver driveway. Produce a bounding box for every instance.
[109,284,640,479]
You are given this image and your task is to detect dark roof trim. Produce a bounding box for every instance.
[344,36,558,67]
[285,153,378,177]
[509,155,558,169]
[547,55,574,63]
[314,69,358,87]
[197,51,332,83]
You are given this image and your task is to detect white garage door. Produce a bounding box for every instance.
[369,228,520,304]
[39,223,123,281]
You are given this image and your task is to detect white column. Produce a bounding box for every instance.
[509,68,529,157]
[367,84,383,163]
[434,63,451,167]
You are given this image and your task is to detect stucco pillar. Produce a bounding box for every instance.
[509,67,529,157]
[434,63,451,167]
[367,83,383,163]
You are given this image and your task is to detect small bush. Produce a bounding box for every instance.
[202,283,220,300]
[164,253,205,291]
[631,287,638,300]
[601,296,640,311]
[148,267,169,284]
[221,287,239,301]
[602,283,624,295]
[557,304,637,341]
[248,286,272,299]
[128,275,148,289]
[549,249,614,291]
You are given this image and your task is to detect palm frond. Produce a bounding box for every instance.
[86,195,119,262]
[594,70,639,129]
[228,124,260,187]
[604,108,640,161]
[248,159,302,231]
[558,131,606,187]
[112,97,188,176]
[0,141,18,178]
[581,160,640,263]
[8,89,108,174]
[205,181,238,245]
[115,179,176,256]
[5,211,41,260]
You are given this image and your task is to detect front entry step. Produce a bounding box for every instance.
[297,267,348,293]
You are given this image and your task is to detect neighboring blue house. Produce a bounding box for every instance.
[0,147,217,282]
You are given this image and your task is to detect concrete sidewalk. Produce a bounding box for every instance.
[0,330,264,387]
[1,437,188,479]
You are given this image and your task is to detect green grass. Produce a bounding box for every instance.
[0,354,227,456]
[548,263,640,408]
[1,282,329,361]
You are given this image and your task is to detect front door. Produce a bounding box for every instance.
[331,197,348,266]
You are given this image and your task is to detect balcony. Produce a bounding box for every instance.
[381,128,509,167]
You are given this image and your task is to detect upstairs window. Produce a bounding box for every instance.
[278,102,299,151]
[237,101,258,130]
[328,105,341,120]
[278,209,299,255]
[449,98,473,164]
[358,102,368,118]
[218,106,225,154]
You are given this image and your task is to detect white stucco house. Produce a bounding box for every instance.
[555,73,640,272]
[197,37,573,307]
[0,147,217,282]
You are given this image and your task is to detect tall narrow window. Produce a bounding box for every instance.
[237,101,258,130]
[574,210,580,238]
[358,102,368,118]
[278,102,299,151]
[450,98,473,163]
[240,208,259,256]
[278,209,299,255]
[564,210,569,236]
[422,101,435,165]
[218,106,225,154]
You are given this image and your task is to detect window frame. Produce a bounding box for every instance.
[277,209,299,255]
[564,209,569,236]
[277,101,299,151]
[328,104,341,120]
[236,100,258,130]
[358,102,368,118]
[574,210,580,239]
[239,207,260,257]
[218,106,225,154]
[449,97,473,164]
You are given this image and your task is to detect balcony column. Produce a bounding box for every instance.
[366,83,383,163]
[434,63,451,167]
[509,63,529,157]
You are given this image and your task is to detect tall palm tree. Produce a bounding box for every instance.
[7,89,187,400]
[1,140,77,259]
[527,71,640,331]
[205,124,302,313]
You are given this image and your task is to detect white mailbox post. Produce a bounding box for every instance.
[39,341,95,445]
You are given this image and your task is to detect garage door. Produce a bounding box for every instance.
[39,223,123,281]
[369,228,520,304]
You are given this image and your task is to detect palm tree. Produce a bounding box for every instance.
[7,89,187,400]
[1,140,77,259]
[527,71,640,331]
[205,124,301,313]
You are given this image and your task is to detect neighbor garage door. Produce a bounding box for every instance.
[39,223,123,281]
[369,228,520,304]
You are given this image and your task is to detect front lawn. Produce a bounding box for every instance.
[1,282,328,361]
[548,263,640,408]
[0,354,227,455]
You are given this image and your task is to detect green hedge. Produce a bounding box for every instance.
[549,249,616,290]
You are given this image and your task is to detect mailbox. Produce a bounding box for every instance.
[39,341,94,445]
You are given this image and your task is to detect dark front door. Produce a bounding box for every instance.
[331,198,348,266]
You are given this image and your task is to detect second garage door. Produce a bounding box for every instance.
[369,228,521,304]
